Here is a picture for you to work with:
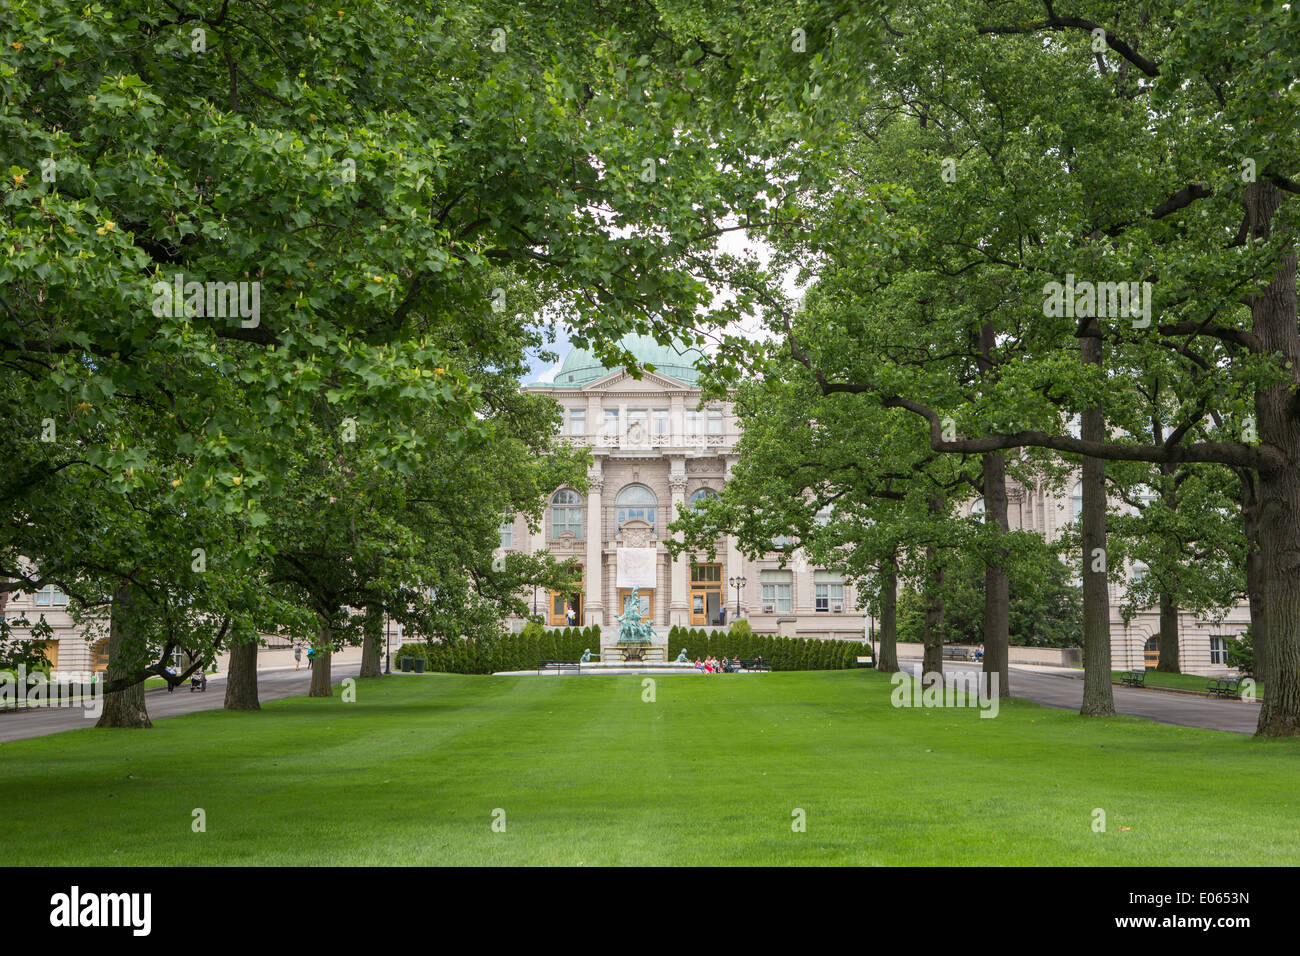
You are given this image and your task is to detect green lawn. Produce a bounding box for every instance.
[0,670,1296,866]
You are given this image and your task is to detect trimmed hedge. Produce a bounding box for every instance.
[666,620,863,671]
[397,620,864,674]
[396,623,601,674]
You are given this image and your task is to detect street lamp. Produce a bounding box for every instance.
[866,607,875,666]
[728,575,746,618]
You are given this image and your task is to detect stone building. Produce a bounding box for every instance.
[505,335,865,655]
[0,584,104,677]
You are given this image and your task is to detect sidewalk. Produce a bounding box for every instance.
[205,644,364,678]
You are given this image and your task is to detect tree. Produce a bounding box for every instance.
[900,540,1083,650]
[693,0,1299,734]
[3,0,775,716]
[672,360,979,689]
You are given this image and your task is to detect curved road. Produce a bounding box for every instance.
[0,648,363,743]
[904,661,1261,734]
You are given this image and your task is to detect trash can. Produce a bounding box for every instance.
[398,657,412,672]
[412,658,425,674]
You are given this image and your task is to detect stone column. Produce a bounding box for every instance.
[669,465,689,626]
[587,394,603,448]
[585,462,604,627]
[670,394,685,442]
[724,455,745,619]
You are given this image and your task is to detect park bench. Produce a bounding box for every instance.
[942,646,970,661]
[537,660,581,675]
[1120,668,1146,687]
[1207,676,1243,699]
[737,657,771,672]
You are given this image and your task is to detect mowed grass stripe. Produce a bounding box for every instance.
[0,671,1296,865]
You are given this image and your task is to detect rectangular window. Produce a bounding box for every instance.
[814,582,844,612]
[707,410,724,434]
[35,585,68,608]
[499,518,513,550]
[686,410,702,435]
[652,409,669,436]
[569,409,586,436]
[553,507,583,539]
[690,563,722,584]
[760,570,792,614]
[603,409,620,437]
[1210,636,1229,665]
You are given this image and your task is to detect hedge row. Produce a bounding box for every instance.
[396,623,601,675]
[667,621,865,671]
[397,620,868,674]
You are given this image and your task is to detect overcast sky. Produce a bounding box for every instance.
[522,224,796,384]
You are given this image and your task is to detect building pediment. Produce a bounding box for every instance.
[581,368,692,393]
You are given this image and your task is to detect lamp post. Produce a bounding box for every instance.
[866,608,875,666]
[384,612,391,675]
[728,575,746,618]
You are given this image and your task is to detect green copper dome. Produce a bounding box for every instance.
[540,333,704,387]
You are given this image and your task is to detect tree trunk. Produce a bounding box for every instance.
[982,451,1012,696]
[1246,180,1300,736]
[224,640,260,710]
[921,543,944,688]
[1156,591,1180,673]
[360,605,383,678]
[1241,473,1268,686]
[96,583,152,729]
[876,551,900,672]
[1153,459,1182,674]
[1079,329,1116,716]
[309,617,333,698]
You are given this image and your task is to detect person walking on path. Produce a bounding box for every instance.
[294,645,302,671]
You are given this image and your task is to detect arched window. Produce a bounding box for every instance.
[1071,481,1084,518]
[616,484,657,531]
[1143,634,1160,668]
[970,499,986,517]
[551,489,583,539]
[689,488,718,509]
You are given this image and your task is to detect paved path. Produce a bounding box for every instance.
[0,648,363,743]
[903,661,1261,734]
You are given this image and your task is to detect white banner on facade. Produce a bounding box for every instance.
[616,548,657,589]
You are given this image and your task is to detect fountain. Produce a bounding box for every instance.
[614,588,655,662]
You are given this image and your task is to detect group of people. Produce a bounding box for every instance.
[694,656,738,674]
